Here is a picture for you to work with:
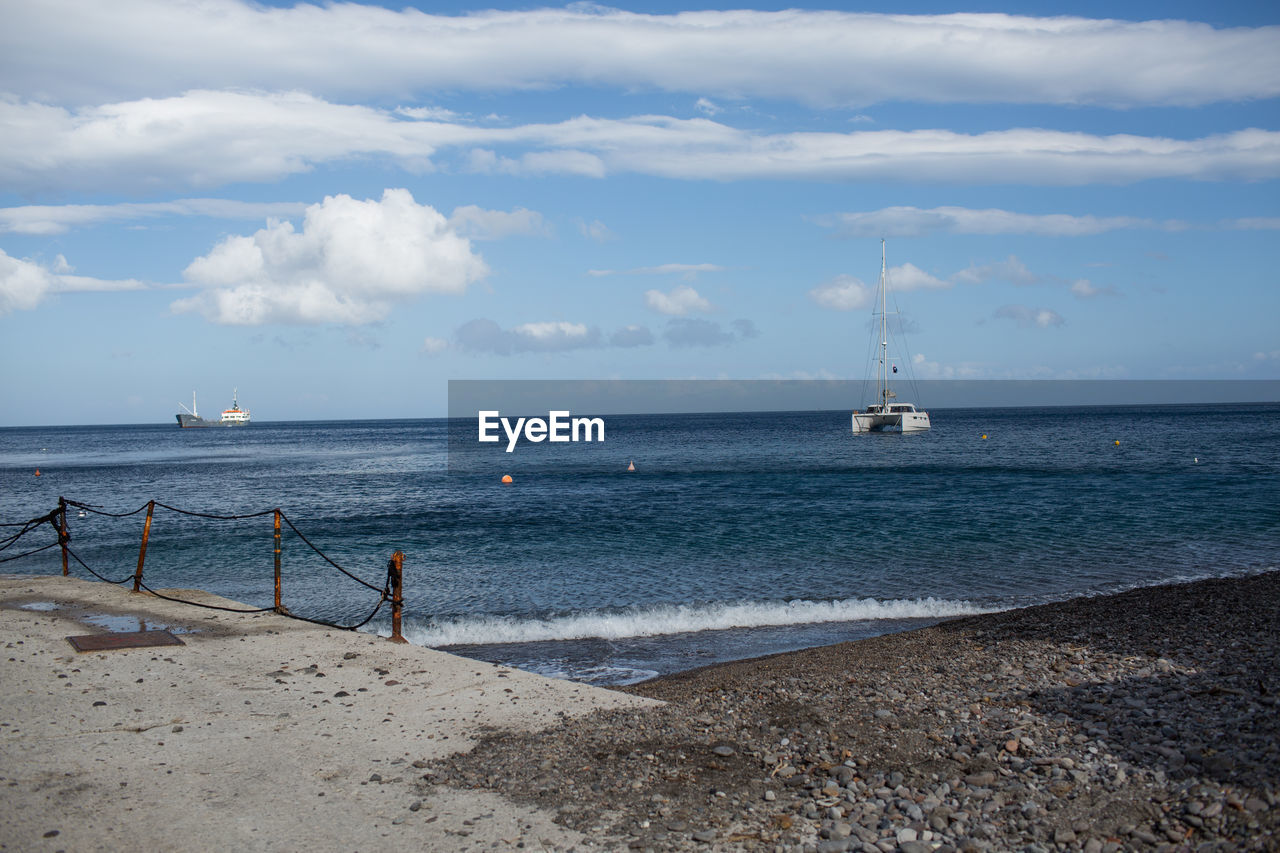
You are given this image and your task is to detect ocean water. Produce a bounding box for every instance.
[2,404,1277,684]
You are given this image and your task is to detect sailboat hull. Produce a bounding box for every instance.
[852,410,931,433]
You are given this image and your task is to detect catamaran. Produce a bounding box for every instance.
[852,241,931,434]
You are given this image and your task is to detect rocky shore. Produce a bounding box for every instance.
[426,572,1280,851]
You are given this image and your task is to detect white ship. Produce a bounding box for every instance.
[852,241,931,434]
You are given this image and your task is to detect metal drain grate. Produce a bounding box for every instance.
[66,630,186,652]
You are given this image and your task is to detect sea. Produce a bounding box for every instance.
[2,403,1278,685]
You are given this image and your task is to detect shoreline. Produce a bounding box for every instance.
[431,571,1280,851]
[2,571,1277,851]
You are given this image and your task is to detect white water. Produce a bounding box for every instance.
[405,595,995,647]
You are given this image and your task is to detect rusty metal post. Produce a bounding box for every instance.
[388,550,406,643]
[273,509,283,613]
[57,497,69,576]
[133,500,154,592]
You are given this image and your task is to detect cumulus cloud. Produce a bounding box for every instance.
[420,337,448,355]
[809,275,872,311]
[6,3,1278,108]
[171,189,487,326]
[0,249,146,315]
[5,94,1279,193]
[645,285,712,316]
[447,205,550,240]
[0,250,55,315]
[993,304,1065,328]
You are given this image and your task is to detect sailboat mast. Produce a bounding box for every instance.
[880,239,888,407]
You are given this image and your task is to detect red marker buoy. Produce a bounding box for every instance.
[627,460,635,472]
[34,469,41,477]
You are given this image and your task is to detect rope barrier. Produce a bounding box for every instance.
[0,541,61,565]
[2,497,408,640]
[63,499,151,518]
[133,578,275,614]
[152,501,277,521]
[63,544,139,586]
[278,511,385,593]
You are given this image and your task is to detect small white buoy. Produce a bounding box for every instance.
[1194,457,1198,464]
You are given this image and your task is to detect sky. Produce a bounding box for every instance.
[1,0,1278,425]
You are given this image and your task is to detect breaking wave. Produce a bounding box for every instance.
[404,596,994,647]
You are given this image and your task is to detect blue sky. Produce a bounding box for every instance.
[1,0,1277,425]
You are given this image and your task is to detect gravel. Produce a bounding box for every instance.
[424,571,1280,851]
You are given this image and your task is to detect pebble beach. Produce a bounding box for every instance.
[2,571,1276,852]
[428,571,1280,852]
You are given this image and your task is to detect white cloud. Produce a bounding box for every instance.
[0,249,146,315]
[5,93,1279,193]
[820,205,1280,238]
[6,4,1278,108]
[993,304,1065,328]
[953,256,1039,286]
[645,285,712,316]
[1070,279,1102,298]
[0,199,308,235]
[810,263,945,311]
[577,219,615,242]
[818,205,1160,238]
[453,318,602,355]
[809,275,871,311]
[910,352,984,379]
[447,205,551,240]
[1226,217,1280,231]
[420,337,448,355]
[172,188,487,326]
[695,98,722,116]
[0,250,55,315]
[889,262,949,292]
[590,263,726,278]
[395,106,460,121]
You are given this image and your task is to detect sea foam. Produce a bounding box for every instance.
[404,596,994,647]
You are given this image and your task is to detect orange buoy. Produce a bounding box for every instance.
[501,474,513,484]
[627,460,635,472]
[34,468,41,476]
[981,434,987,440]
[1114,440,1120,446]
